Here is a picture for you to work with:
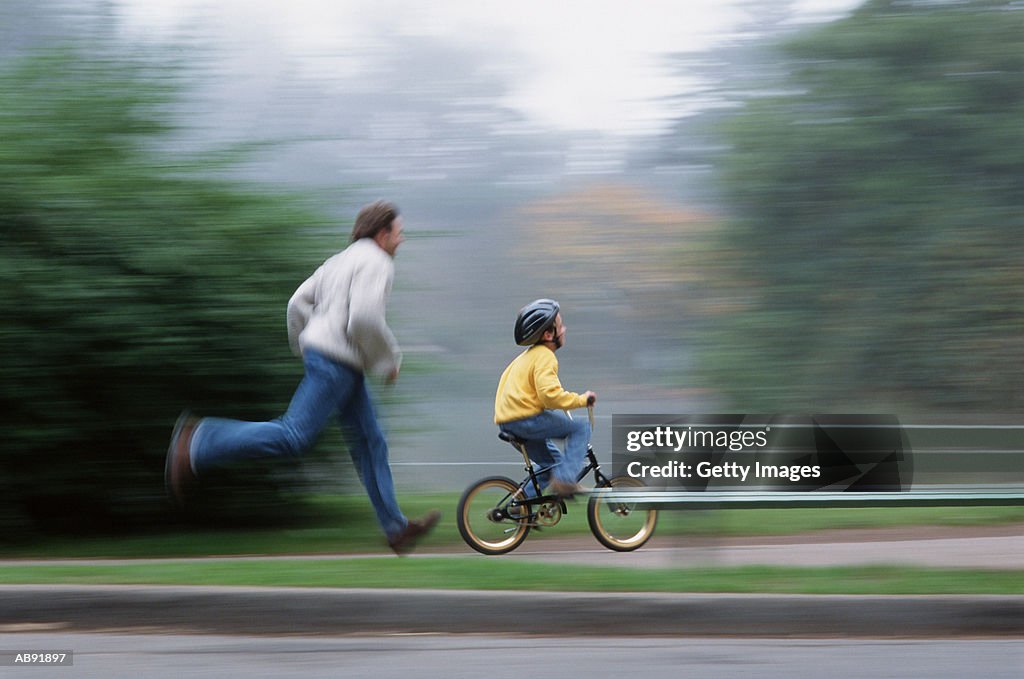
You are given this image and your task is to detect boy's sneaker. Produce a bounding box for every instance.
[388,510,442,555]
[165,411,198,507]
[549,480,584,498]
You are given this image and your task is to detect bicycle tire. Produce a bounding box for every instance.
[587,476,657,552]
[457,476,531,555]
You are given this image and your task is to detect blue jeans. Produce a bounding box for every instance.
[499,410,590,494]
[189,349,407,539]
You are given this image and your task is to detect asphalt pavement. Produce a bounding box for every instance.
[0,585,1020,638]
[499,528,1024,569]
[2,633,1020,679]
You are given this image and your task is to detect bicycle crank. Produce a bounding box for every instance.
[536,502,562,527]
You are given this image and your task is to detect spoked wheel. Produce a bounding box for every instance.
[587,476,658,552]
[457,476,531,555]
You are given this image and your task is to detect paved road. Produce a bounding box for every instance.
[2,586,1019,637]
[498,532,1024,570]
[0,632,1020,679]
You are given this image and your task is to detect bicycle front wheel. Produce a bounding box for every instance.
[587,476,658,552]
[457,476,531,555]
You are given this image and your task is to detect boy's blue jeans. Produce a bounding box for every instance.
[499,409,590,495]
[189,349,408,539]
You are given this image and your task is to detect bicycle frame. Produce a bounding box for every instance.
[498,435,613,522]
[458,406,658,554]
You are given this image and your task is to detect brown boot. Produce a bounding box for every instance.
[388,509,441,555]
[165,411,198,507]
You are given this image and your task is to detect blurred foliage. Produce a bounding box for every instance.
[520,183,715,317]
[0,47,337,536]
[701,0,1024,412]
[512,184,720,394]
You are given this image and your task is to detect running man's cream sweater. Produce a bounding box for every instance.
[287,238,402,377]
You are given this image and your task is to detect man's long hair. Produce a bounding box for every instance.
[351,200,399,242]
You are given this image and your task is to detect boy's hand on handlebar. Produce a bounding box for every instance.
[584,391,597,406]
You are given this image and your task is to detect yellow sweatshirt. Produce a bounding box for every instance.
[494,345,589,424]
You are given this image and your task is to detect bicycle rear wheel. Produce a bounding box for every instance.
[457,476,531,555]
[587,476,657,552]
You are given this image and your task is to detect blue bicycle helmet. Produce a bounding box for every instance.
[514,298,560,346]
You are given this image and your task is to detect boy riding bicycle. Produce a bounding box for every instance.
[493,299,596,497]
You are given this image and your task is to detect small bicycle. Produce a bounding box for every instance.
[456,407,658,555]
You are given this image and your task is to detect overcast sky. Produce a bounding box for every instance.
[114,0,864,135]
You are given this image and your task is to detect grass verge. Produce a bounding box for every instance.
[0,558,1018,595]
[1,494,1020,559]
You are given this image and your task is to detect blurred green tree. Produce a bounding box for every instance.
[702,0,1024,413]
[0,48,336,535]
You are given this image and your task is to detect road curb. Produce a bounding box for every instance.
[1,586,1021,637]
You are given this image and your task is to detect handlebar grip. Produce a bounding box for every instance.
[586,395,596,406]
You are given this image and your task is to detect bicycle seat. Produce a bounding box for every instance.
[498,431,528,447]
